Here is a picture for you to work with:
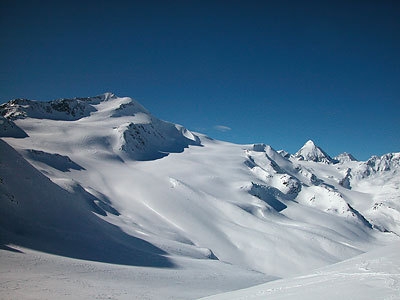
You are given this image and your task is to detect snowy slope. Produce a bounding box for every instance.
[0,116,27,138]
[0,139,172,267]
[1,93,399,299]
[289,148,400,236]
[200,241,400,300]
[0,93,200,161]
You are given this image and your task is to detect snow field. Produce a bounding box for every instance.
[1,94,399,299]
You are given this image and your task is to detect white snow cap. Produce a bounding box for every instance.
[335,152,358,164]
[295,140,335,163]
[102,92,117,100]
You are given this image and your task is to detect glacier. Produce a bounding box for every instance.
[0,93,399,299]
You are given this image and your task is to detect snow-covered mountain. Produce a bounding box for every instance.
[1,93,399,299]
[295,139,337,163]
[335,152,358,163]
[0,93,200,161]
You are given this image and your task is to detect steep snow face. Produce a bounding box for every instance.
[0,116,27,138]
[277,149,291,159]
[0,93,115,121]
[244,144,373,227]
[115,119,201,160]
[1,93,400,290]
[335,152,358,164]
[295,140,336,163]
[348,152,400,234]
[0,93,201,161]
[0,140,172,267]
[355,152,400,178]
[290,148,400,235]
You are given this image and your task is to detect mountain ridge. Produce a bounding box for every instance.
[1,93,201,161]
[1,93,399,298]
[1,93,397,163]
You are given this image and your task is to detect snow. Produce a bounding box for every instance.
[335,152,358,163]
[0,116,27,138]
[200,241,400,300]
[294,139,336,163]
[0,247,271,300]
[1,93,399,299]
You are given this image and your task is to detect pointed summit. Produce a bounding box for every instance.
[295,140,335,164]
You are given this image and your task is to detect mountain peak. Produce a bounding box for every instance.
[102,92,117,100]
[0,93,129,121]
[295,140,335,164]
[335,152,358,164]
[303,140,317,147]
[0,93,201,161]
[0,95,102,121]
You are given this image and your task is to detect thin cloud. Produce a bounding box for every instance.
[214,125,232,132]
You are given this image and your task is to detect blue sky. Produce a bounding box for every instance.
[1,0,399,160]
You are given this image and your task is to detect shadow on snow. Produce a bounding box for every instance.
[0,140,173,268]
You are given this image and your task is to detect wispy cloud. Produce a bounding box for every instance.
[214,125,232,132]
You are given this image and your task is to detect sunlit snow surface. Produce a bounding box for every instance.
[1,94,399,299]
[200,241,400,300]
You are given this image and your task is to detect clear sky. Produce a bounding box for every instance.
[1,0,399,160]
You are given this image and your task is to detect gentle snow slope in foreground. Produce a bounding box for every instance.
[1,93,399,299]
[201,241,400,300]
